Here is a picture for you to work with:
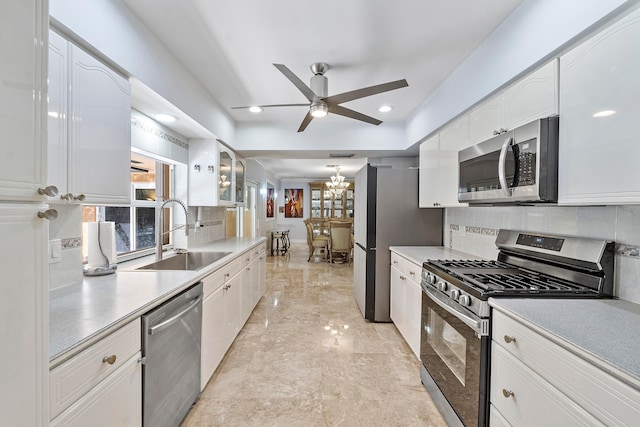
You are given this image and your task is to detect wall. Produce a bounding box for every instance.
[244,159,281,250]
[444,206,640,304]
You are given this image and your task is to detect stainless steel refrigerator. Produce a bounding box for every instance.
[354,164,443,322]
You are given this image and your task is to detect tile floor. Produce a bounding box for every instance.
[183,243,447,426]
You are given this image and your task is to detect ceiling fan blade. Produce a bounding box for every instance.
[273,63,318,103]
[328,105,382,126]
[324,79,408,106]
[231,103,309,109]
[297,111,314,132]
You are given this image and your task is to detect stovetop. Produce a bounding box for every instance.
[424,259,602,297]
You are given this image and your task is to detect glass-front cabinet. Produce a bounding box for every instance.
[188,140,240,206]
[309,182,355,219]
[218,148,234,204]
[235,159,245,204]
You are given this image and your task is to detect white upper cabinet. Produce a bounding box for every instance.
[48,32,131,204]
[189,139,237,206]
[559,7,640,205]
[470,59,559,144]
[0,1,48,201]
[419,115,470,208]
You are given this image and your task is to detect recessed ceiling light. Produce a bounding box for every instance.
[154,113,177,123]
[249,106,263,113]
[378,105,393,113]
[592,110,616,118]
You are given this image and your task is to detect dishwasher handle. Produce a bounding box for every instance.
[148,295,203,336]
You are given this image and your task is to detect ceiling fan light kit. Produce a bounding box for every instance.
[231,62,408,132]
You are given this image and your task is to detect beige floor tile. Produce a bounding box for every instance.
[184,243,446,427]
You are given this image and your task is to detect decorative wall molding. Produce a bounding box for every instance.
[131,116,188,150]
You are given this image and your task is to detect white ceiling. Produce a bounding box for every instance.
[123,0,523,179]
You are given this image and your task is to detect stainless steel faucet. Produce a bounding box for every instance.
[156,198,189,261]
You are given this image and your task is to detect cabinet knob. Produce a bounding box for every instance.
[60,193,74,201]
[37,209,58,220]
[502,389,514,398]
[409,271,416,277]
[208,165,214,173]
[38,185,59,197]
[400,275,406,281]
[102,354,117,365]
[194,164,201,172]
[74,194,86,201]
[503,335,517,344]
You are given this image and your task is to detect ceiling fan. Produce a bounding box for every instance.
[232,63,408,132]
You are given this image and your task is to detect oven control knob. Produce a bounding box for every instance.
[438,281,448,292]
[458,294,472,307]
[451,289,461,300]
[427,274,437,285]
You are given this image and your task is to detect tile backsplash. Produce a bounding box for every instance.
[185,206,227,248]
[445,205,640,304]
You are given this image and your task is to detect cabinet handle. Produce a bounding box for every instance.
[102,355,117,365]
[502,389,514,398]
[400,275,406,281]
[37,209,58,220]
[194,164,201,172]
[74,193,86,201]
[393,260,398,265]
[224,273,230,278]
[503,335,517,344]
[60,193,74,201]
[38,185,59,197]
[409,271,415,277]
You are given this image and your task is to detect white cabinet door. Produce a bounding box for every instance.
[389,265,403,330]
[438,115,470,207]
[188,139,219,206]
[404,275,422,359]
[469,93,503,145]
[225,272,243,337]
[50,354,142,427]
[48,30,69,197]
[68,43,131,204]
[418,134,440,208]
[503,59,558,130]
[559,8,640,205]
[218,146,235,205]
[0,204,48,425]
[201,281,226,390]
[0,1,48,201]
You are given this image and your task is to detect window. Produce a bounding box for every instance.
[82,152,173,262]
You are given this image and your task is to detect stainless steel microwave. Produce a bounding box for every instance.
[458,117,559,204]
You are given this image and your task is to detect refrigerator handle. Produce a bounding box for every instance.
[369,247,376,251]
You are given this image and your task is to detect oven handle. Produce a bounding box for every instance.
[424,286,487,335]
[498,136,514,197]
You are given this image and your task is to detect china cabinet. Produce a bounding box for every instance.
[309,182,355,220]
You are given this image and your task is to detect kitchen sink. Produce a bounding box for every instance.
[136,251,231,271]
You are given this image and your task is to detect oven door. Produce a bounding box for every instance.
[420,286,490,427]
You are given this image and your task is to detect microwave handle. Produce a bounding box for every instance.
[498,136,514,196]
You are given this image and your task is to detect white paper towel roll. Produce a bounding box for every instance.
[85,222,117,267]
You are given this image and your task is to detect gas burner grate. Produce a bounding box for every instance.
[431,259,513,269]
[465,271,596,294]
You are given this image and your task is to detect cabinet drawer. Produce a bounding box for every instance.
[491,344,601,426]
[203,256,244,298]
[49,319,141,420]
[390,252,421,282]
[493,310,640,425]
[50,353,141,427]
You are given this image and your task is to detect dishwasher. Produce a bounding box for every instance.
[142,282,203,427]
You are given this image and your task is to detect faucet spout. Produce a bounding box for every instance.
[156,198,189,261]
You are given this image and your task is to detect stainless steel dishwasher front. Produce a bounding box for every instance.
[141,282,203,427]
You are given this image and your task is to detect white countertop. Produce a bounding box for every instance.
[490,298,640,389]
[49,237,265,367]
[389,246,483,266]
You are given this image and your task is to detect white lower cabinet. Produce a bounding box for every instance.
[491,309,640,426]
[200,243,266,390]
[49,319,141,426]
[389,252,422,359]
[50,353,142,427]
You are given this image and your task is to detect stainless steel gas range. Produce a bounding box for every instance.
[419,229,615,427]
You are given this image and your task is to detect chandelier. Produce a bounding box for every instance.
[219,174,231,190]
[325,167,350,196]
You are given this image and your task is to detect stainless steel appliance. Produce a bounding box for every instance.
[142,283,203,427]
[458,117,559,204]
[420,230,614,427]
[353,164,443,322]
